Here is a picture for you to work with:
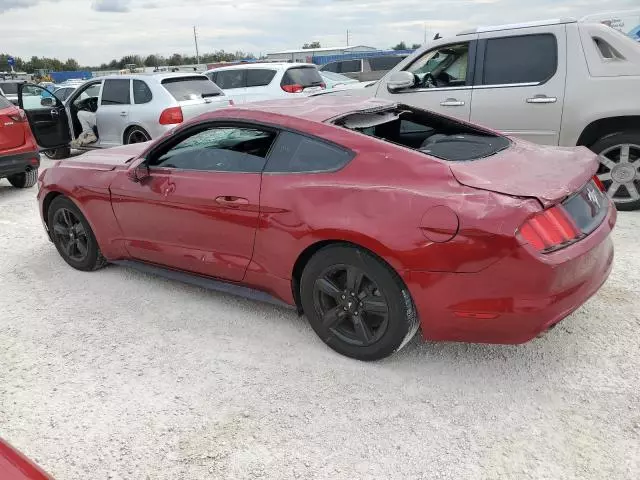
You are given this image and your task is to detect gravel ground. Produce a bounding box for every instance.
[1,159,639,480]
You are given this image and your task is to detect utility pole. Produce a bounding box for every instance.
[346,29,350,46]
[424,23,427,45]
[193,26,200,65]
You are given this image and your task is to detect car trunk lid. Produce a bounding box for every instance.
[161,76,232,121]
[0,105,26,150]
[449,141,600,207]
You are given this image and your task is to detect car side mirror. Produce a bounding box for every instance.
[127,164,150,183]
[40,97,54,107]
[387,71,415,92]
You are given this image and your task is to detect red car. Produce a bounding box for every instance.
[0,95,40,188]
[0,438,52,479]
[32,96,616,360]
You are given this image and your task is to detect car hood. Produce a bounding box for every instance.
[449,139,599,207]
[63,142,150,171]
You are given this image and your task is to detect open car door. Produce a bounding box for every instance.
[18,84,71,150]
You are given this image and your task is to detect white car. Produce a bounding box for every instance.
[204,62,326,104]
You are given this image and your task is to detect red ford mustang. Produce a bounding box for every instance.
[36,96,616,360]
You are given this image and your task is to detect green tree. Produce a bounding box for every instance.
[391,41,408,51]
[411,43,422,50]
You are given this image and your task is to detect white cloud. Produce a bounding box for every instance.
[0,0,638,65]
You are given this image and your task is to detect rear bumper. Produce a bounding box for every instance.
[404,203,617,344]
[0,150,40,178]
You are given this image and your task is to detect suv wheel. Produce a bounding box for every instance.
[592,132,640,211]
[125,127,150,144]
[7,169,38,188]
[44,147,71,160]
[300,245,419,361]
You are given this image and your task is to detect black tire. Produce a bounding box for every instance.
[300,245,418,361]
[591,131,640,211]
[44,146,71,160]
[7,169,38,188]
[124,127,151,145]
[47,196,107,272]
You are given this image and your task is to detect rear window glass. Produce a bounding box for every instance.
[281,67,323,87]
[0,82,19,94]
[161,76,223,100]
[368,56,405,71]
[482,34,557,85]
[265,131,353,173]
[246,69,277,87]
[0,95,13,108]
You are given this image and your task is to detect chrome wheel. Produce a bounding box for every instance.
[127,128,150,144]
[597,143,640,205]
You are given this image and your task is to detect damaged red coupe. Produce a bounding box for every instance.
[35,96,615,360]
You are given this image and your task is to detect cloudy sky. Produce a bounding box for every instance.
[1,0,638,65]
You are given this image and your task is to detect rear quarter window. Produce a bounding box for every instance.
[0,82,19,94]
[212,70,246,89]
[161,76,223,100]
[265,131,353,173]
[0,95,13,108]
[246,69,277,87]
[133,80,153,104]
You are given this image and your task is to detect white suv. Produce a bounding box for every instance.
[204,63,326,104]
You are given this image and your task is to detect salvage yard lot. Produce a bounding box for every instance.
[1,159,639,480]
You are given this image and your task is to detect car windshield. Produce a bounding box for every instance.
[334,104,510,162]
[161,77,223,101]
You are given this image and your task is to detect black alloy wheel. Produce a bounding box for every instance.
[52,208,89,262]
[313,265,389,347]
[126,128,151,144]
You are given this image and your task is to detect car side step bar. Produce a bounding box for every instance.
[113,260,293,309]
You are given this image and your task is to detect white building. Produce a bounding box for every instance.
[265,45,377,63]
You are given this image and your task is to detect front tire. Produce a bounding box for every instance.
[591,131,640,211]
[47,196,107,271]
[300,245,418,361]
[7,169,38,188]
[44,146,71,160]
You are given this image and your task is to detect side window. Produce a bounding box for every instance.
[246,69,277,87]
[213,70,246,89]
[54,88,72,101]
[101,79,131,105]
[339,60,361,74]
[265,131,353,173]
[149,126,276,173]
[133,80,153,104]
[369,56,405,71]
[77,83,101,102]
[406,43,470,88]
[321,62,339,73]
[482,34,557,85]
[206,72,217,82]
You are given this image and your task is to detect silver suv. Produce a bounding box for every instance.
[319,55,408,82]
[18,73,232,159]
[336,18,640,209]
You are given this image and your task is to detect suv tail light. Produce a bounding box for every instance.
[282,84,304,93]
[159,107,184,125]
[8,109,27,123]
[517,205,581,253]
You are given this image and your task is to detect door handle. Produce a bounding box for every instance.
[161,183,176,197]
[215,196,249,207]
[120,111,127,117]
[50,109,59,117]
[526,95,557,104]
[440,98,465,107]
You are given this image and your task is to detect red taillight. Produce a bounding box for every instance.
[517,205,581,253]
[8,109,27,123]
[159,107,184,125]
[592,175,605,192]
[282,84,304,93]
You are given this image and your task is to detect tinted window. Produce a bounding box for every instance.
[265,131,352,173]
[54,88,73,101]
[246,69,277,87]
[133,80,153,104]
[482,34,557,85]
[101,79,130,105]
[151,126,276,173]
[213,70,246,89]
[161,77,223,100]
[338,60,361,73]
[368,56,405,71]
[281,67,323,87]
[0,82,19,94]
[0,95,12,108]
[321,62,339,73]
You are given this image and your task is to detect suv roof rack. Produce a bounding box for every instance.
[457,18,577,35]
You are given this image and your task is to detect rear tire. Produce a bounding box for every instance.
[591,131,640,211]
[300,245,418,361]
[124,127,151,145]
[7,169,38,188]
[44,146,71,160]
[47,196,107,272]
